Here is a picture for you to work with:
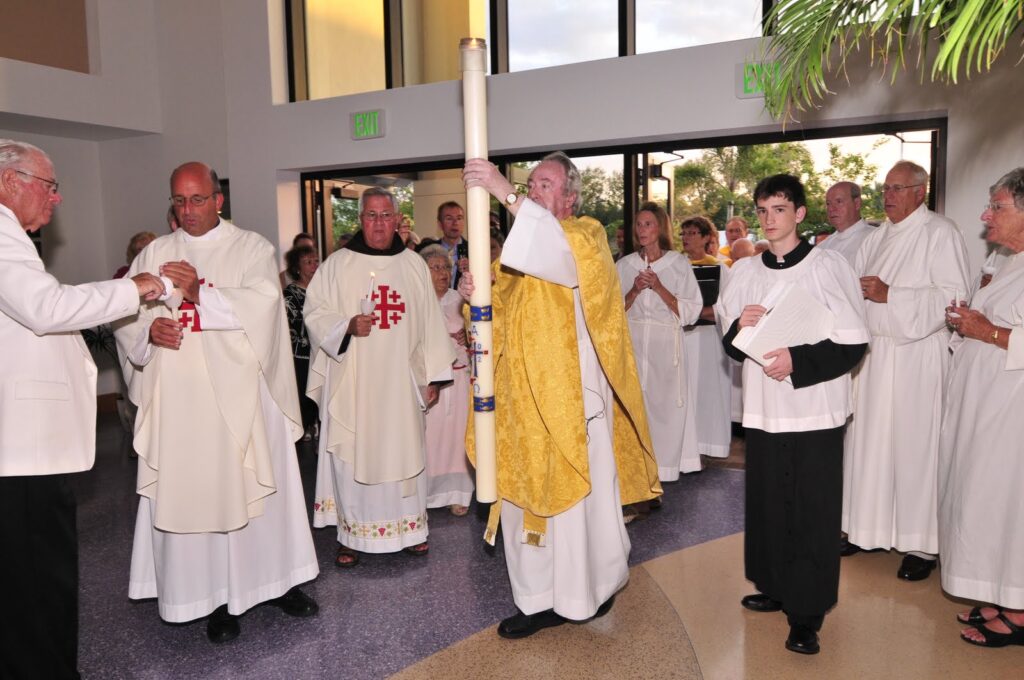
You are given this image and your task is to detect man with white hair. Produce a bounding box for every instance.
[461,152,660,639]
[818,181,872,264]
[0,139,164,678]
[842,161,970,580]
[305,187,455,568]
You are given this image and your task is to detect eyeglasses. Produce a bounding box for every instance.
[984,201,1017,213]
[170,193,218,207]
[363,211,394,222]
[881,183,923,193]
[428,264,452,272]
[15,170,59,195]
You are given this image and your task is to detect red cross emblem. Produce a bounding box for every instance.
[370,284,405,330]
[175,278,213,332]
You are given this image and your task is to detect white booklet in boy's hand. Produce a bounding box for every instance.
[732,281,835,378]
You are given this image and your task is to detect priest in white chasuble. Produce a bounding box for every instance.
[113,162,319,644]
[842,161,971,582]
[305,187,456,568]
[461,153,661,640]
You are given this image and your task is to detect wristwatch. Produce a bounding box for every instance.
[504,192,519,208]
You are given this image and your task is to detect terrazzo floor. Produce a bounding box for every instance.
[72,418,1024,679]
[74,415,742,679]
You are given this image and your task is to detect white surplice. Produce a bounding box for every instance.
[616,251,703,479]
[939,251,1024,608]
[116,222,318,622]
[683,263,733,458]
[843,204,970,552]
[816,219,873,265]
[304,243,455,553]
[499,200,631,621]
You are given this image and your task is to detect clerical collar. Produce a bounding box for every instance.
[346,229,405,256]
[181,219,224,242]
[761,238,811,270]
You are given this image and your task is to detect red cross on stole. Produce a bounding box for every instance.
[369,284,406,329]
[176,278,213,332]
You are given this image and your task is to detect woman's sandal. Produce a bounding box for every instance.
[335,546,360,568]
[449,504,470,517]
[958,606,1001,625]
[961,613,1024,647]
[404,542,429,556]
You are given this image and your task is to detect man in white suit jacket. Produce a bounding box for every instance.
[0,139,164,680]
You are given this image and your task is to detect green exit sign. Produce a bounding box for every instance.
[350,109,386,140]
[736,61,778,99]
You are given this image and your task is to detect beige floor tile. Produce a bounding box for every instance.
[643,533,1024,680]
[390,566,702,680]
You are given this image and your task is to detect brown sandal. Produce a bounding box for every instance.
[335,546,360,568]
[404,542,429,556]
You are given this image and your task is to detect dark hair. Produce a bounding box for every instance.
[285,245,316,281]
[679,215,715,239]
[293,232,315,247]
[436,201,464,222]
[753,174,806,209]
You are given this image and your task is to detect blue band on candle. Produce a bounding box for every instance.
[470,305,492,322]
[474,396,495,412]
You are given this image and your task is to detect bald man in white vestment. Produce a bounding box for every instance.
[842,161,970,580]
[818,181,872,265]
[114,162,319,644]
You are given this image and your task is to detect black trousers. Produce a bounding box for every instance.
[745,427,843,629]
[294,356,319,429]
[0,474,80,679]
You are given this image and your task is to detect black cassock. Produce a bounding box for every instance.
[723,241,866,629]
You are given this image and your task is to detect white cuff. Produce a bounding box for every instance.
[196,288,242,330]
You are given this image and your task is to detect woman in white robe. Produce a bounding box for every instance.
[939,169,1024,648]
[420,246,474,514]
[679,216,734,460]
[617,203,703,481]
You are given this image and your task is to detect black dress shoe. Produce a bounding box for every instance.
[206,605,240,643]
[497,608,566,639]
[741,593,783,612]
[839,537,862,557]
[268,587,319,617]
[897,554,937,581]
[785,624,820,655]
[595,595,615,618]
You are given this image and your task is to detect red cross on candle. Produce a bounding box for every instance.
[371,284,405,330]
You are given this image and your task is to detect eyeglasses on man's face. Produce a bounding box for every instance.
[170,193,218,207]
[16,169,59,196]
[428,264,452,273]
[362,211,395,222]
[881,183,923,193]
[984,202,1017,213]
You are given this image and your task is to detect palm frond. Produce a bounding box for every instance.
[761,0,1024,122]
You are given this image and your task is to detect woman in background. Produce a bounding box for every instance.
[617,203,703,483]
[420,245,474,515]
[283,245,320,441]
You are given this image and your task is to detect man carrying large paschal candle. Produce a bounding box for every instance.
[460,152,661,639]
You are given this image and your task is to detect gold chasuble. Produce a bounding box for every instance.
[114,222,302,534]
[469,215,661,544]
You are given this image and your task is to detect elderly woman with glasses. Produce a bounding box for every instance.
[938,168,1024,648]
[419,243,474,516]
